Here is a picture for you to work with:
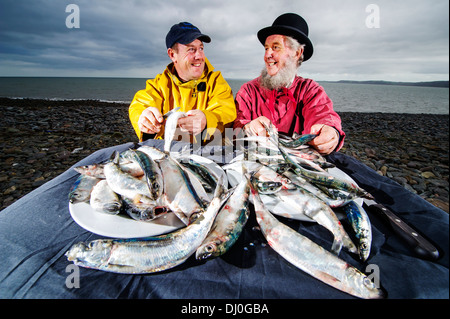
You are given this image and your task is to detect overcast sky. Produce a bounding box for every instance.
[0,0,448,82]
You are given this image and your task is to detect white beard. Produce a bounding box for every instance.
[259,56,298,90]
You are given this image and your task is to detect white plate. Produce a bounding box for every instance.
[225,160,363,222]
[69,202,185,238]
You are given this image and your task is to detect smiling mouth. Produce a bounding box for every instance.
[192,63,202,67]
[267,61,277,67]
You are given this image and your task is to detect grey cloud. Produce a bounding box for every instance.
[0,0,448,81]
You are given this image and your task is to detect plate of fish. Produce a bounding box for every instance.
[68,146,228,238]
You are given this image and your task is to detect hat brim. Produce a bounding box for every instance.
[178,33,211,45]
[257,25,313,61]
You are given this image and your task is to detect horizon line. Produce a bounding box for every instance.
[0,75,448,85]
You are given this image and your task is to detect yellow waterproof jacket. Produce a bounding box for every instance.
[129,58,236,142]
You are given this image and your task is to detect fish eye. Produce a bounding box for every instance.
[205,244,215,252]
[363,276,375,288]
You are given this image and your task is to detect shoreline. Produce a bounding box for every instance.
[0,98,448,212]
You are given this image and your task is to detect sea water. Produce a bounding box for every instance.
[0,77,448,114]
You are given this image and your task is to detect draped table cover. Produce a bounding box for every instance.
[0,139,448,300]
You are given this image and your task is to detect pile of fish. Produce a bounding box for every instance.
[69,145,219,225]
[66,111,385,299]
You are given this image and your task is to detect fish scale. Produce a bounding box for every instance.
[104,151,153,199]
[341,200,372,261]
[196,177,251,260]
[130,149,163,201]
[268,188,357,255]
[68,174,100,204]
[159,155,206,225]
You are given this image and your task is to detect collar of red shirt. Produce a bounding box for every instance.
[266,87,296,124]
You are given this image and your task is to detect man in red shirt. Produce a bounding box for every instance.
[234,13,344,155]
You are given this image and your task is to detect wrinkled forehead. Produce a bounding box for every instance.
[177,39,204,50]
[264,34,288,46]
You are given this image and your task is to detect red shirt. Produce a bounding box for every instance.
[234,76,345,151]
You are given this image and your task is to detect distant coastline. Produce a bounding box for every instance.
[1,76,448,88]
[323,80,449,88]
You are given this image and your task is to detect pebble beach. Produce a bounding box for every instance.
[0,97,448,213]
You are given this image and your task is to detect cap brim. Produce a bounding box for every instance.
[198,34,211,43]
[257,25,313,61]
[179,33,211,45]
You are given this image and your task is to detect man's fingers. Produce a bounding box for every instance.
[177,111,205,135]
[309,127,339,155]
[313,140,334,154]
[139,115,161,134]
[142,108,163,125]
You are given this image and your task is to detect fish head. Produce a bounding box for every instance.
[109,151,121,164]
[139,205,169,221]
[102,202,122,214]
[66,240,113,268]
[122,199,169,221]
[255,181,283,195]
[358,238,372,262]
[149,179,163,200]
[195,242,217,260]
[344,266,386,299]
[68,190,88,204]
[74,164,105,177]
[68,176,89,203]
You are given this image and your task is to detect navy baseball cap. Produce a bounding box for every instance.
[166,22,211,49]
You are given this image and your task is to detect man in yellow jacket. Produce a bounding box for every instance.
[129,22,236,143]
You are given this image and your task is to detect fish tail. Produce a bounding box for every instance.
[342,234,358,254]
[331,239,343,255]
[109,150,120,164]
[261,122,279,146]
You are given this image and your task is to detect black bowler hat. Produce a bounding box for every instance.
[257,13,314,61]
[166,22,211,49]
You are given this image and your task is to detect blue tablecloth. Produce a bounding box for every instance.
[0,140,448,299]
